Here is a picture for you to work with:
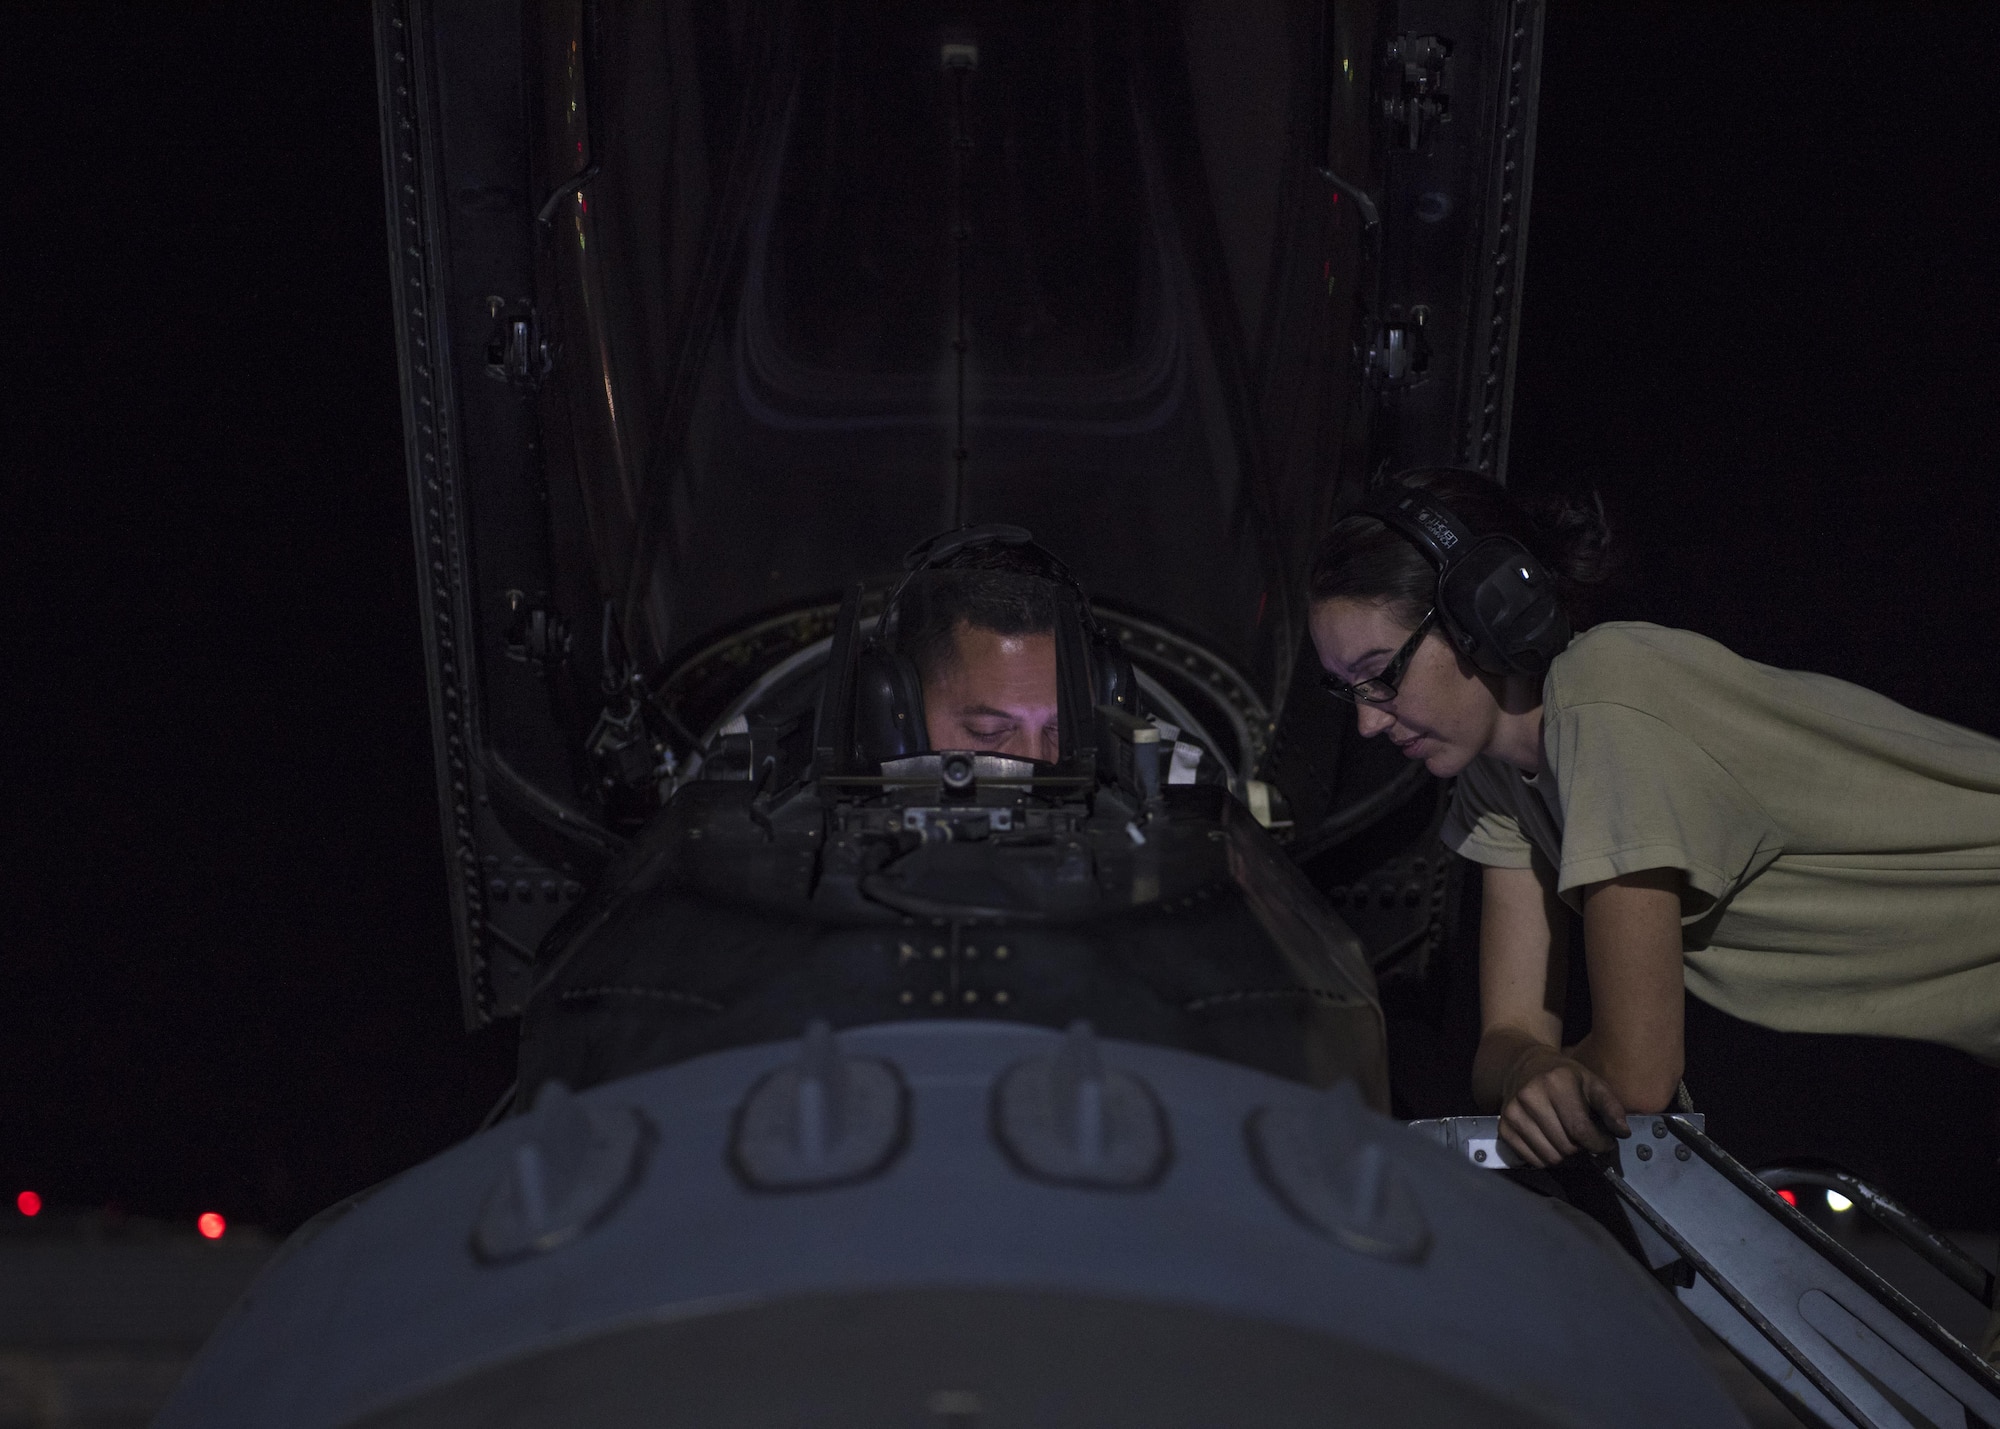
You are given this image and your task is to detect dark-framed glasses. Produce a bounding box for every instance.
[1319,608,1438,706]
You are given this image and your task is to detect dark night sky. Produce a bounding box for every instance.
[3,5,1996,1234]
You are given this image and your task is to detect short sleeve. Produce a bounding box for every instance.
[1546,701,1783,909]
[1442,756,1537,869]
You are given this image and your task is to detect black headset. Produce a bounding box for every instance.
[1354,479,1572,677]
[853,523,1135,764]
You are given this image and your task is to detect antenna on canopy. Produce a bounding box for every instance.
[942,34,978,527]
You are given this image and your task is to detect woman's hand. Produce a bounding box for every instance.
[1498,1043,1631,1167]
[1473,863,1685,1165]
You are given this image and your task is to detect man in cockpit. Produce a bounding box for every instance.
[882,534,1213,786]
[897,549,1062,763]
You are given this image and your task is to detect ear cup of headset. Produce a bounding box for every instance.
[853,648,930,764]
[1438,537,1572,677]
[1091,632,1137,712]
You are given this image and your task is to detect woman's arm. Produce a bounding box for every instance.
[1473,865,1632,1165]
[1473,865,1688,1165]
[1572,868,1685,1113]
[1470,863,1568,1109]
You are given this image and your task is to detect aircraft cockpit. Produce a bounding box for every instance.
[516,522,1386,1105]
[356,0,1561,1125]
[662,535,1257,793]
[680,523,1227,784]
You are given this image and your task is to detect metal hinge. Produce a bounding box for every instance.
[1383,34,1452,151]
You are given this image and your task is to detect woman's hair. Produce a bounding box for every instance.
[1307,468,1615,629]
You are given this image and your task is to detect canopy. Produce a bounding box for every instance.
[375,0,1544,1021]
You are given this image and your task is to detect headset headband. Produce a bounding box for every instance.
[1339,474,1573,678]
[1357,488,1481,577]
[901,522,1034,571]
[876,523,1104,646]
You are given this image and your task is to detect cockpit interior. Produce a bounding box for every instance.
[384,0,1541,1113]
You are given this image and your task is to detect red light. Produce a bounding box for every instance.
[15,1191,40,1217]
[1776,1188,1797,1207]
[197,1212,226,1240]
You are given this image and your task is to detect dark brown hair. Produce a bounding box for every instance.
[1308,468,1614,630]
[898,547,1059,685]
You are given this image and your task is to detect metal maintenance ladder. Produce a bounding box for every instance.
[1410,1113,2000,1429]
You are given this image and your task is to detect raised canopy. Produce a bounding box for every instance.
[375,0,1543,1021]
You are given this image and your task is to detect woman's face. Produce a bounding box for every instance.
[1308,597,1504,778]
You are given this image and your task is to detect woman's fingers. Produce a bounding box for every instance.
[1498,1100,1565,1167]
[1550,1072,1618,1153]
[1536,1078,1606,1155]
[1511,1082,1579,1163]
[1582,1074,1632,1139]
[1501,1062,1632,1164]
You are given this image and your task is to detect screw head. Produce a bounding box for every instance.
[1635,1144,1653,1161]
[1675,1145,1691,1161]
[1473,1148,1488,1163]
[1651,1121,1668,1138]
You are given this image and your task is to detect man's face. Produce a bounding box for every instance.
[921,621,1061,763]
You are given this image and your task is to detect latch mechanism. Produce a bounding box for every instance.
[587,696,666,798]
[1383,34,1452,151]
[586,605,679,815]
[484,298,551,384]
[503,591,572,667]
[1365,306,1432,389]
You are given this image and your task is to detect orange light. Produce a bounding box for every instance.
[197,1212,226,1240]
[15,1191,40,1217]
[1776,1188,1798,1207]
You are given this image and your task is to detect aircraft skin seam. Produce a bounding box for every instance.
[558,986,726,1013]
[1182,987,1367,1013]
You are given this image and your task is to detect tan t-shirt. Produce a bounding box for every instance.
[1441,622,2000,1062]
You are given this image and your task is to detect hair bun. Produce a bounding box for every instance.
[1522,489,1615,589]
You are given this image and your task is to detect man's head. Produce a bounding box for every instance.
[898,555,1062,763]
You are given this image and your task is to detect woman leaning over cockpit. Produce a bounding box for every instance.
[1305,468,2000,1179]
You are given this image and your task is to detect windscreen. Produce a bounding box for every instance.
[527,0,1338,693]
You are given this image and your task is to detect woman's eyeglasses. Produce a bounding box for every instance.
[1319,609,1438,706]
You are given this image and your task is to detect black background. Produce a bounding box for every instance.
[1509,3,2000,1228]
[3,4,1996,1234]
